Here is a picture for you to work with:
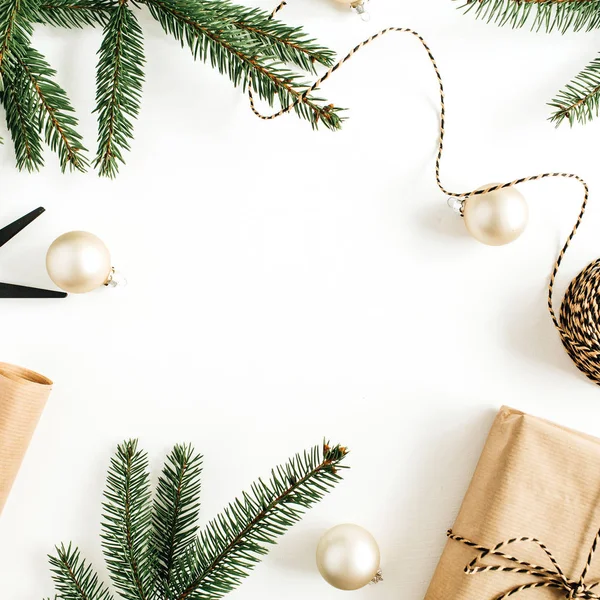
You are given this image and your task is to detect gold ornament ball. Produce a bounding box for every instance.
[463,185,529,246]
[316,524,380,591]
[46,231,112,294]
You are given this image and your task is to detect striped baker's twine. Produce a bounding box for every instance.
[247,2,600,385]
[448,529,600,599]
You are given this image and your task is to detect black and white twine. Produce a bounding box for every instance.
[249,2,600,385]
[448,528,600,599]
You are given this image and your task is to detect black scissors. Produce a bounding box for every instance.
[0,207,67,298]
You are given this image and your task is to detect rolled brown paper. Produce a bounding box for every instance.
[425,406,600,599]
[0,362,52,516]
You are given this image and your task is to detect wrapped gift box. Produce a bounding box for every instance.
[425,406,600,599]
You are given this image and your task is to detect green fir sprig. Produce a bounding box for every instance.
[38,0,110,29]
[457,0,600,126]
[0,0,341,176]
[45,440,348,600]
[94,2,145,178]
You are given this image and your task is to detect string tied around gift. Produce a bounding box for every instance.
[249,1,600,386]
[447,529,600,599]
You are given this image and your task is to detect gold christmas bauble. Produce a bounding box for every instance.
[316,524,380,591]
[46,231,112,294]
[463,185,528,246]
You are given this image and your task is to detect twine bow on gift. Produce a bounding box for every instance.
[447,529,600,599]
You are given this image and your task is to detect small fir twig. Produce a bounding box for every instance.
[143,0,342,131]
[171,443,348,600]
[549,53,600,125]
[458,0,600,125]
[17,46,88,171]
[49,544,114,600]
[151,444,203,596]
[102,440,153,600]
[38,0,111,29]
[460,0,600,32]
[1,63,44,170]
[94,1,145,178]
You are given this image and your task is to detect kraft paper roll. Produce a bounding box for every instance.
[0,362,52,516]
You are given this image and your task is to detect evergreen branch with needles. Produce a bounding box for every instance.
[458,0,600,125]
[0,0,342,175]
[45,440,348,600]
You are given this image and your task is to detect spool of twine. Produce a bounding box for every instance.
[250,3,600,384]
[556,260,600,383]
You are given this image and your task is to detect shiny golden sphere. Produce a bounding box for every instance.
[463,185,528,246]
[316,524,380,590]
[46,231,112,294]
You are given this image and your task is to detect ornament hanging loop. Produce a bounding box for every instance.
[104,268,127,288]
[370,569,383,584]
[351,0,370,21]
[447,197,464,216]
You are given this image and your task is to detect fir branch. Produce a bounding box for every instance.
[151,444,203,597]
[94,2,145,178]
[549,52,600,125]
[143,0,343,130]
[171,442,348,600]
[46,440,348,600]
[211,1,337,73]
[37,0,111,29]
[0,0,343,171]
[233,16,334,74]
[48,543,113,600]
[102,440,153,600]
[459,0,600,33]
[1,62,44,170]
[17,45,88,171]
[0,0,36,99]
[0,0,32,70]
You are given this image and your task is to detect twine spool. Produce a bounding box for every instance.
[251,3,600,384]
[557,260,600,384]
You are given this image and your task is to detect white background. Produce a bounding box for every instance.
[2,0,600,598]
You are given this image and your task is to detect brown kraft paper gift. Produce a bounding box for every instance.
[0,362,52,516]
[425,406,600,599]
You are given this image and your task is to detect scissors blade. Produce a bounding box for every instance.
[0,283,67,298]
[0,207,45,248]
